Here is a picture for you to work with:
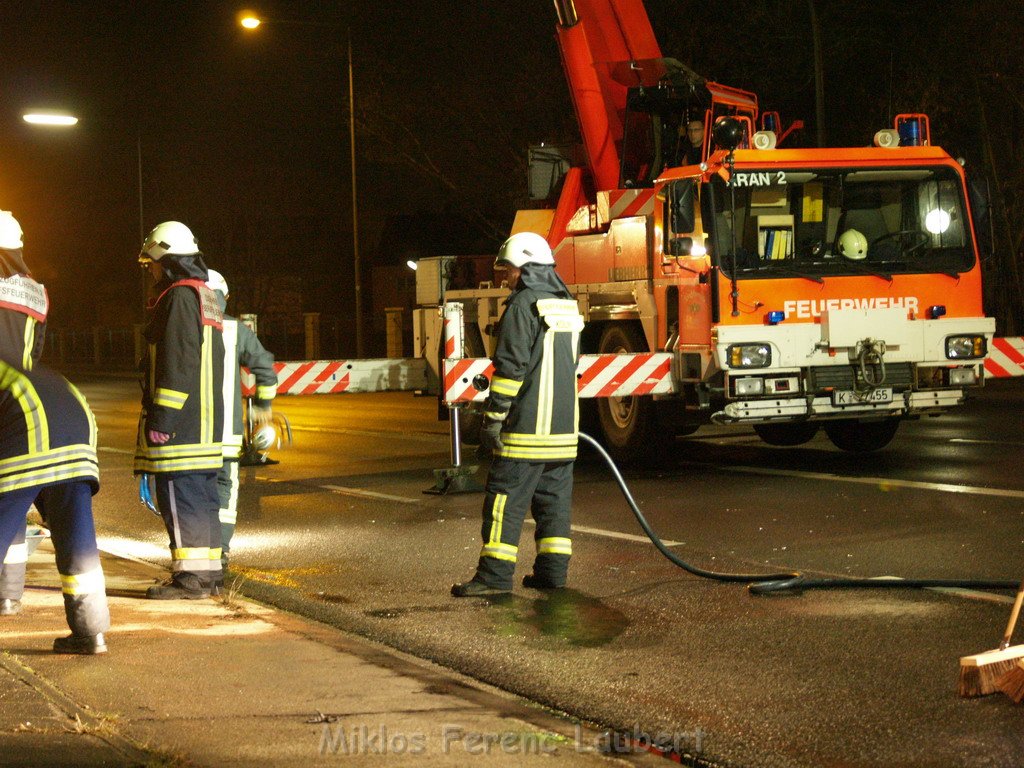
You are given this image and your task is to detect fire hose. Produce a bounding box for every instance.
[578,432,1018,595]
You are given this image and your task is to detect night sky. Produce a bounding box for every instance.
[2,2,1023,338]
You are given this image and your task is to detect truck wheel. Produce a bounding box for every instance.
[595,324,671,461]
[753,422,819,446]
[824,418,900,453]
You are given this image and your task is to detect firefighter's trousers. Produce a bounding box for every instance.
[0,483,110,636]
[154,472,222,586]
[216,460,239,568]
[0,517,27,601]
[474,458,574,589]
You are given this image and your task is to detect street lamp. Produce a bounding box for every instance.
[23,109,149,315]
[240,13,364,357]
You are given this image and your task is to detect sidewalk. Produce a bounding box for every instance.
[0,543,662,768]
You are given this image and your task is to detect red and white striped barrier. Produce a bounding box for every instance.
[985,337,1024,379]
[242,358,430,397]
[441,352,676,404]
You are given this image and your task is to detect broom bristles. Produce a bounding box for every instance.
[996,659,1024,704]
[957,645,1024,698]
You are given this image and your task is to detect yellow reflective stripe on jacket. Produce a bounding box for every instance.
[208,548,223,561]
[0,447,98,494]
[202,325,214,444]
[0,363,47,454]
[2,542,28,565]
[537,537,572,556]
[65,380,97,449]
[481,542,518,562]
[256,383,277,400]
[22,318,35,370]
[489,376,522,397]
[502,433,578,446]
[497,445,578,461]
[537,327,556,434]
[154,388,188,409]
[60,566,105,596]
[133,455,223,473]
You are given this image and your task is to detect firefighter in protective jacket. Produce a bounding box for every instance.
[0,359,111,653]
[205,269,277,569]
[0,211,48,617]
[452,232,584,597]
[135,221,225,599]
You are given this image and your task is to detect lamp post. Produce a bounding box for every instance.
[240,13,365,358]
[23,109,149,312]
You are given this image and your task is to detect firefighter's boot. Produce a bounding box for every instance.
[0,598,21,616]
[146,573,211,600]
[53,632,107,655]
[451,579,511,597]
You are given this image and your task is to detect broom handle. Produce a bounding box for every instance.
[999,578,1024,650]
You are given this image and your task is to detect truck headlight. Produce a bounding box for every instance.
[728,343,771,368]
[945,335,987,359]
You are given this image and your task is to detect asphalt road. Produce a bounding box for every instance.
[78,376,1024,768]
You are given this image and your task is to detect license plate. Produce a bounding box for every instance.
[831,387,893,406]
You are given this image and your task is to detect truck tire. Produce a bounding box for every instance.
[595,324,672,462]
[823,417,900,453]
[753,422,819,446]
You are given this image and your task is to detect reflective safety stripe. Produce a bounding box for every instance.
[219,506,237,524]
[219,461,239,523]
[171,547,212,573]
[498,445,578,461]
[202,325,215,445]
[2,542,28,565]
[481,542,518,562]
[22,318,35,370]
[0,447,99,494]
[208,548,222,561]
[502,433,577,446]
[172,547,211,561]
[66,380,98,450]
[488,493,507,545]
[256,384,277,400]
[489,376,523,397]
[60,566,106,596]
[537,537,572,556]
[0,363,48,455]
[154,387,188,409]
[483,410,508,421]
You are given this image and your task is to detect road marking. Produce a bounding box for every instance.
[321,484,421,504]
[950,437,1024,447]
[679,461,1024,500]
[99,446,135,455]
[523,519,682,547]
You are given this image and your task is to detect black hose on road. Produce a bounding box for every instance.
[578,432,1018,595]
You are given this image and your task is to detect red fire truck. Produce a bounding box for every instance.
[413,0,994,459]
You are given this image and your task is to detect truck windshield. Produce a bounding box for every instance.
[708,166,975,279]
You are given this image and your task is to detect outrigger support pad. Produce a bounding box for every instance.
[424,465,484,495]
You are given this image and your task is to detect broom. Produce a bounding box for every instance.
[958,578,1024,698]
[996,657,1024,703]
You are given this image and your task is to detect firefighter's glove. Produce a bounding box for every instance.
[252,406,273,427]
[479,418,504,455]
[138,474,160,517]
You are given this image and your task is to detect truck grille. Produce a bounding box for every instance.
[809,363,913,391]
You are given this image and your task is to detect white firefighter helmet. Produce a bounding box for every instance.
[139,221,199,263]
[495,231,555,269]
[206,269,229,296]
[838,228,868,260]
[0,211,24,250]
[252,423,278,452]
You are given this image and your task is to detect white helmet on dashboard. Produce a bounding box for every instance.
[838,228,868,260]
[139,221,199,264]
[0,211,24,250]
[495,232,555,269]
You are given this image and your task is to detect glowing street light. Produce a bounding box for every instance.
[22,111,78,127]
[240,12,365,357]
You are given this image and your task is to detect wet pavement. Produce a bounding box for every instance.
[67,378,1024,767]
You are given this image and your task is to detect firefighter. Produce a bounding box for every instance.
[0,211,48,617]
[205,269,276,570]
[452,232,584,597]
[135,221,225,599]
[0,359,111,653]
